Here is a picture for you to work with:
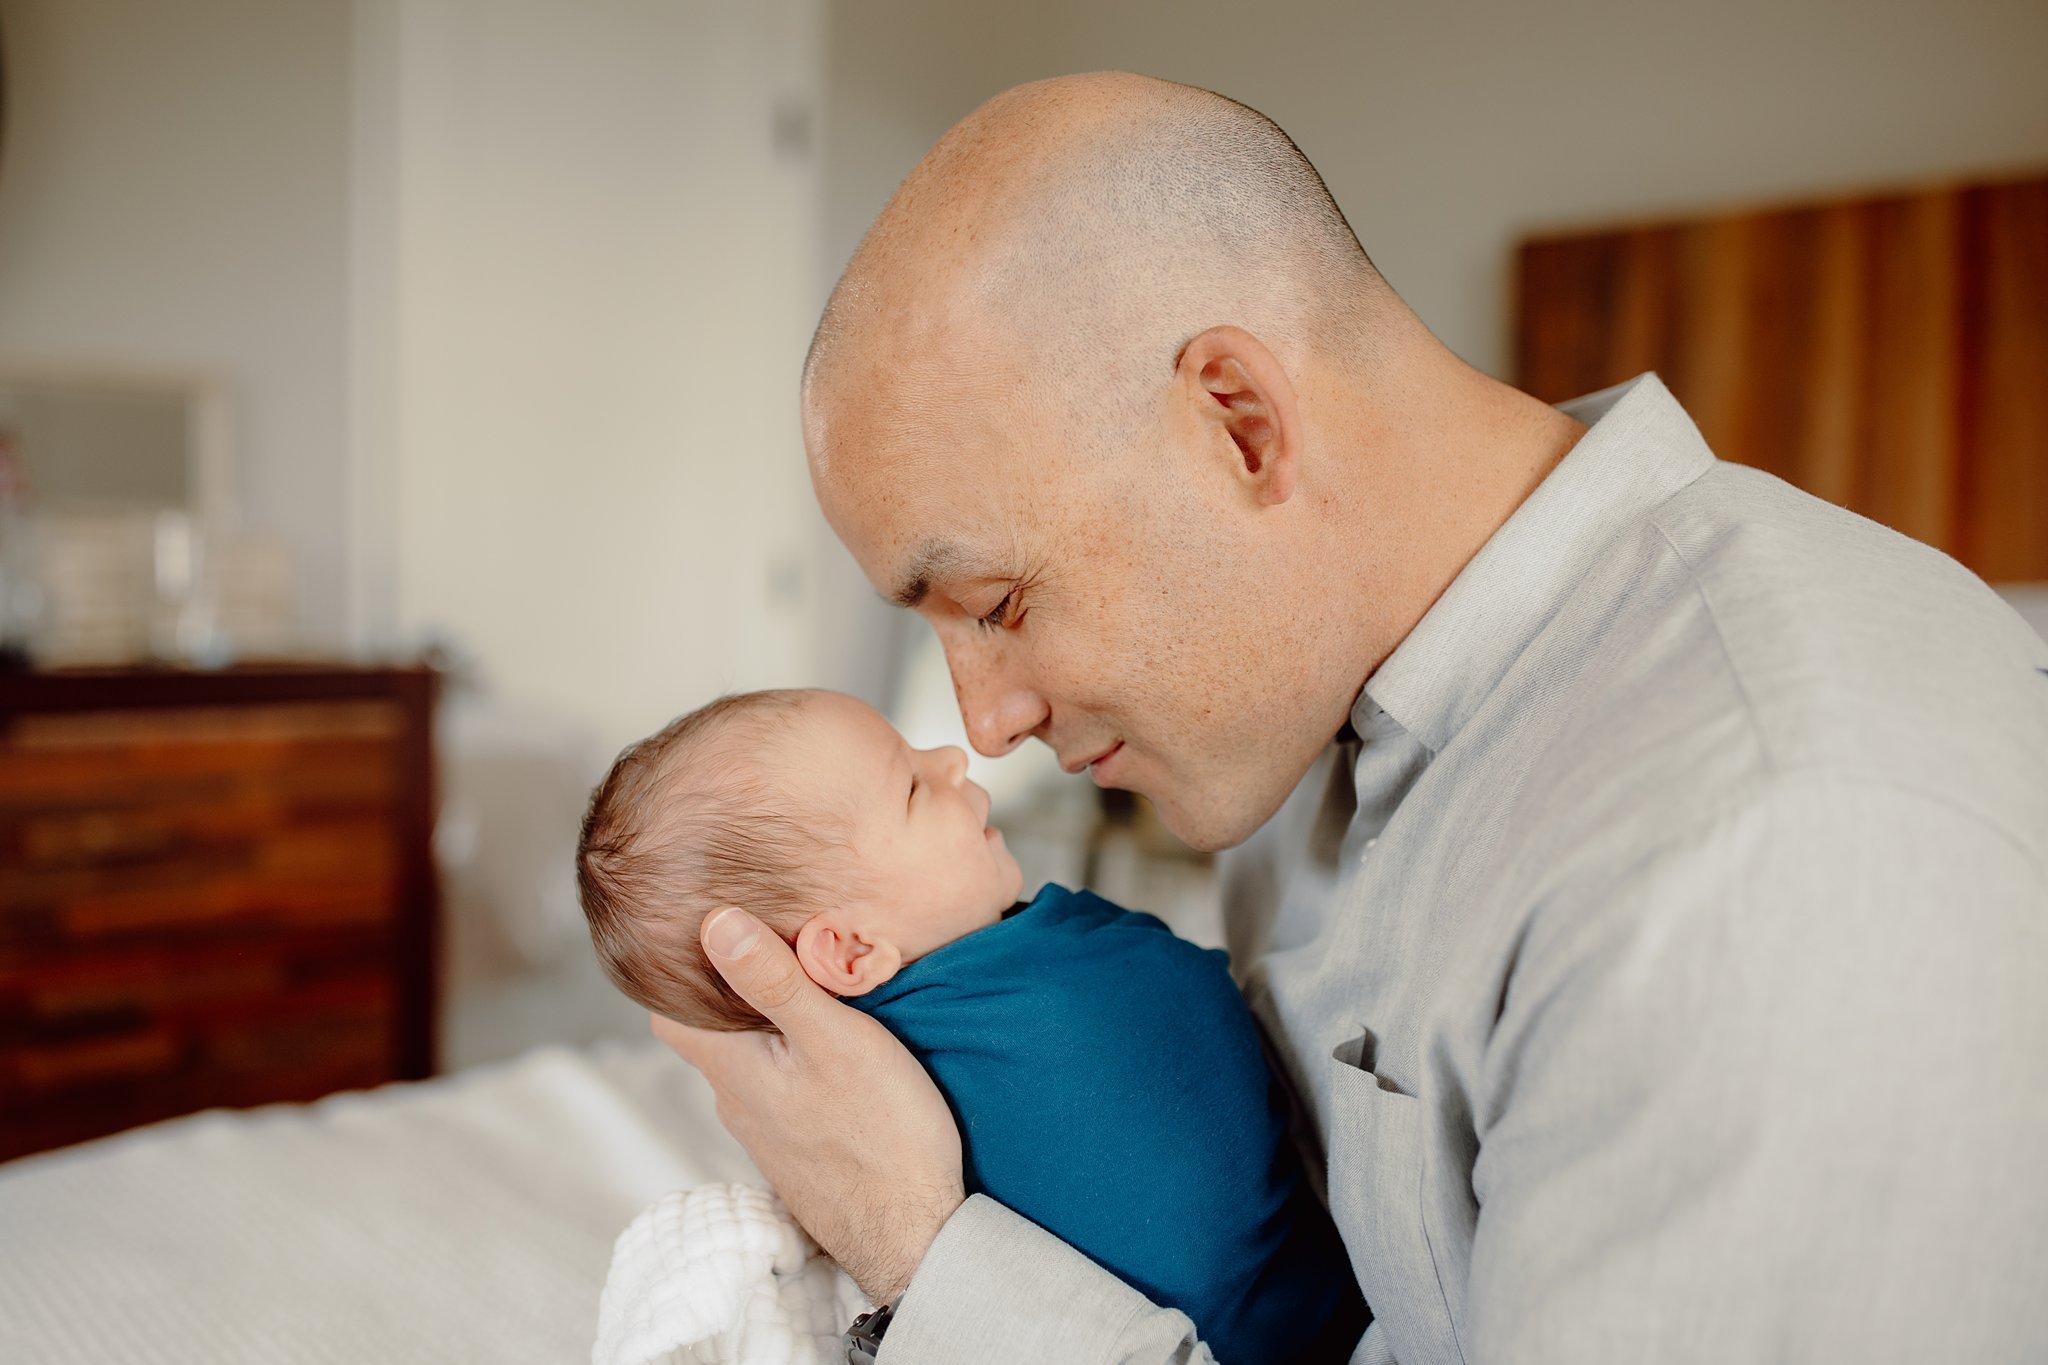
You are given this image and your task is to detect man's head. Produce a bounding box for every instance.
[804,73,1456,851]
[576,689,1023,1031]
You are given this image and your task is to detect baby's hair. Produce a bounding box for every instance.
[576,689,852,1033]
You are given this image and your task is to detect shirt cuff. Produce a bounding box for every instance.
[879,1194,1198,1363]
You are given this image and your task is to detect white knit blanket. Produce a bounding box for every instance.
[595,1182,869,1365]
[0,1041,764,1364]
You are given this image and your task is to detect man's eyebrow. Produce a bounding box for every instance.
[886,539,994,609]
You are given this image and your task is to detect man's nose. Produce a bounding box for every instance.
[946,645,1048,758]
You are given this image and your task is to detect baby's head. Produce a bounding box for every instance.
[576,688,1024,1032]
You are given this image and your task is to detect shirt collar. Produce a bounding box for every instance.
[1352,372,1716,753]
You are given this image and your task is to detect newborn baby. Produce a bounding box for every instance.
[576,688,1365,1364]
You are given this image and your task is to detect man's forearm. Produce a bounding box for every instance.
[880,1196,1215,1364]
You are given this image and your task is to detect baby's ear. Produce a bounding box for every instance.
[793,914,901,997]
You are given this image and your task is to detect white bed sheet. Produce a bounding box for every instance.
[0,1039,758,1365]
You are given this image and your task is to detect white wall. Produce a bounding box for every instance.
[825,0,2048,379]
[367,0,829,755]
[0,0,836,752]
[0,0,354,646]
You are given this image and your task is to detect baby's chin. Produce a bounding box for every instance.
[928,898,1007,951]
[901,895,1014,964]
[981,880,1024,928]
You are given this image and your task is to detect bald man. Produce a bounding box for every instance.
[655,74,2048,1364]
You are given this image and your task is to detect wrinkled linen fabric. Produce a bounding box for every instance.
[595,1182,869,1365]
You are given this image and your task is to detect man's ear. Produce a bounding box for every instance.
[793,914,902,998]
[1174,325,1301,506]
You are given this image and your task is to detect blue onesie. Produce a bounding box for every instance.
[846,883,1367,1364]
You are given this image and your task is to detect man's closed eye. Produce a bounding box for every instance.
[976,590,1015,630]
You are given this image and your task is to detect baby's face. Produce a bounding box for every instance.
[797,691,1024,960]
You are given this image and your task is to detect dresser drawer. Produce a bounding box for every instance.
[1,702,399,924]
[0,670,438,1161]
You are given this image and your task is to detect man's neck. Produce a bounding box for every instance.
[1333,356,1590,698]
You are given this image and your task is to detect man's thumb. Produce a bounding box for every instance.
[701,907,815,1022]
[704,906,762,959]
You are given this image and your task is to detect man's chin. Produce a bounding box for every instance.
[1145,786,1287,855]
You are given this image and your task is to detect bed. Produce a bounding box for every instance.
[0,1037,757,1363]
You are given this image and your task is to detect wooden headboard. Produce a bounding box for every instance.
[1514,171,2048,583]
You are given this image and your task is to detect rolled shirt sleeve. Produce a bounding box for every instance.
[1465,776,2048,1362]
[881,1196,1216,1365]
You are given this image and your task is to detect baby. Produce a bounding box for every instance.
[576,688,1365,1364]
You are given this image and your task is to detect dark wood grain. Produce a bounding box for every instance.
[0,665,439,1161]
[1514,170,2048,582]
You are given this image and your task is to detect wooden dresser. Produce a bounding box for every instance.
[0,665,439,1162]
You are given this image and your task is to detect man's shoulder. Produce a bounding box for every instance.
[1650,462,2048,763]
[1517,459,2048,868]
[1425,459,2048,1026]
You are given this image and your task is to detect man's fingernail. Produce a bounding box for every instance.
[705,908,760,958]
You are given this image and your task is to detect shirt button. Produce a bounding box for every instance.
[1364,838,1378,851]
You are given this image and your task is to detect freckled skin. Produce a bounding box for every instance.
[813,343,1371,852]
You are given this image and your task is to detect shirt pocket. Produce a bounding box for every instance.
[1327,1032,1466,1365]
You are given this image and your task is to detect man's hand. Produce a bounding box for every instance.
[649,906,965,1303]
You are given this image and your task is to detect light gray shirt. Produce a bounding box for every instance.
[879,373,2048,1364]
